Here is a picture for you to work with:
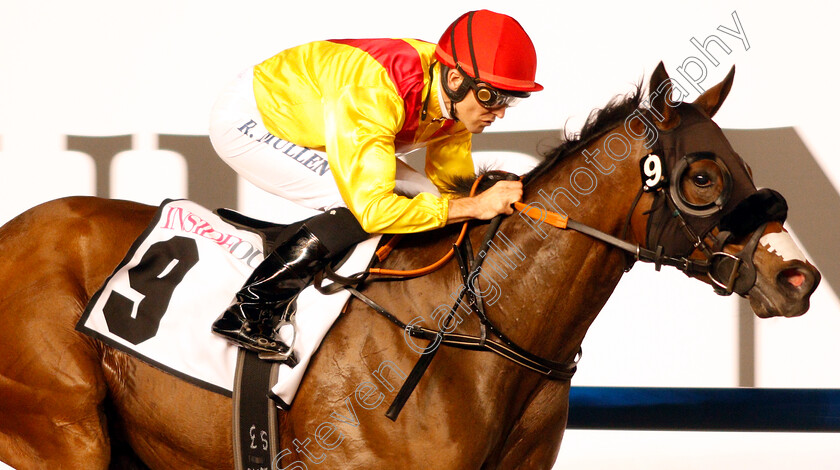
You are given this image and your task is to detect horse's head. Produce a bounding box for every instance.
[635,62,820,317]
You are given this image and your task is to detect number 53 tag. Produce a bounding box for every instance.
[640,153,666,192]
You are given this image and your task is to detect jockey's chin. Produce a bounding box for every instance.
[462,109,503,134]
[466,119,494,134]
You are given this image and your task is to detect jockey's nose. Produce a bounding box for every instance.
[491,107,507,119]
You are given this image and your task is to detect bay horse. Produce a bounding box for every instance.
[0,63,820,469]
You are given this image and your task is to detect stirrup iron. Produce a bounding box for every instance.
[258,301,298,362]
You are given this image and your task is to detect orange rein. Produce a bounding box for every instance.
[367,178,480,277]
[512,201,568,229]
[367,176,569,277]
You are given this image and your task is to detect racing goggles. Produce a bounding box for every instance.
[467,76,530,109]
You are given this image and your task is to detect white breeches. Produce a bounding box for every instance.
[208,67,439,213]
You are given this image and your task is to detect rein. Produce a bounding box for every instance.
[514,198,711,275]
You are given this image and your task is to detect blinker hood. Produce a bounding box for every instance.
[645,103,785,257]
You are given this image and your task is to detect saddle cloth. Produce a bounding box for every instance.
[76,198,380,406]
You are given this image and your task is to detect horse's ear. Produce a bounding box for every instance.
[693,65,735,118]
[649,61,679,130]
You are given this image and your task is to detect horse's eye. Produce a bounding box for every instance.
[693,174,712,187]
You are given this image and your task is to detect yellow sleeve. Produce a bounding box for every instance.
[323,85,450,234]
[425,129,475,197]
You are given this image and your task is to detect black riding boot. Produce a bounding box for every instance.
[212,225,329,356]
[211,207,368,357]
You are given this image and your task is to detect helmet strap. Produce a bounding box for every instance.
[442,11,482,120]
[450,95,459,122]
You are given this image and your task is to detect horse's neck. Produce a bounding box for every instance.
[482,128,648,363]
[368,128,646,399]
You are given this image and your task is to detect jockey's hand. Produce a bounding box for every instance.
[447,180,523,224]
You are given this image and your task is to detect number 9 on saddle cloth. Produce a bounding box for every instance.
[77,198,378,403]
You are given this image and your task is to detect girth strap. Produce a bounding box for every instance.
[232,350,281,470]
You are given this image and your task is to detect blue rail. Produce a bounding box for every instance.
[568,387,840,432]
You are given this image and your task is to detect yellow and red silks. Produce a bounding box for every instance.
[253,38,475,234]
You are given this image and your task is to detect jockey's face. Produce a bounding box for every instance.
[456,89,507,133]
[445,69,507,134]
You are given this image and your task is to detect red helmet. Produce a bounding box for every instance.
[435,10,543,92]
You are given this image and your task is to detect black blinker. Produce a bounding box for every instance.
[719,188,788,236]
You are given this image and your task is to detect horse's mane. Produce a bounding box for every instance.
[441,83,644,196]
[523,84,644,185]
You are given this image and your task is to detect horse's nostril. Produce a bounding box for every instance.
[780,268,806,289]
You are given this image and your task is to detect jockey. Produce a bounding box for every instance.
[209,9,542,357]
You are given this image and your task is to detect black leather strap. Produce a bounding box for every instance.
[304,207,368,257]
[232,350,280,470]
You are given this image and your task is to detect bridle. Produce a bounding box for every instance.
[517,106,788,296]
[630,104,788,295]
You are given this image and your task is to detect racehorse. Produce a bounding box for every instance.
[0,63,820,469]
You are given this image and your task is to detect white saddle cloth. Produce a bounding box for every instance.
[77,198,379,405]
